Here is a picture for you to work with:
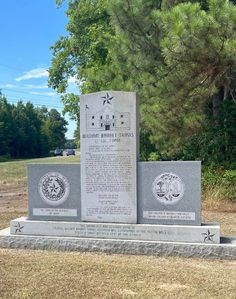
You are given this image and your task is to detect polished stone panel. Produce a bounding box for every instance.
[138,161,201,225]
[27,164,81,221]
[80,91,138,223]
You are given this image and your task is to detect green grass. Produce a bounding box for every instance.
[0,155,80,191]
[202,168,236,204]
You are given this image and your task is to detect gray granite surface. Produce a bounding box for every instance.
[0,227,235,260]
[138,161,201,225]
[28,164,81,221]
[10,217,220,244]
[80,91,138,223]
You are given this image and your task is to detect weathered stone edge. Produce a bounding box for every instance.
[0,228,235,260]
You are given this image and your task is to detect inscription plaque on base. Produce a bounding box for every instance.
[10,217,220,244]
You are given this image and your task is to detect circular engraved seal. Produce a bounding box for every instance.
[38,172,70,206]
[152,172,185,205]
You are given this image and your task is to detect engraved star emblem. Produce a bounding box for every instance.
[14,222,24,233]
[101,93,113,105]
[49,183,59,194]
[202,229,215,242]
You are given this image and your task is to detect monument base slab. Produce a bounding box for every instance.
[0,227,235,260]
[10,217,220,244]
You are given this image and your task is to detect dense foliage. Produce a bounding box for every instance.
[0,92,68,159]
[49,0,236,165]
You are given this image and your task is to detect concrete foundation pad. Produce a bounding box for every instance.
[0,227,235,260]
[10,217,220,244]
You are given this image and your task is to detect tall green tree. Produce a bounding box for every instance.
[154,0,236,161]
[108,0,236,160]
[0,94,68,158]
[41,108,68,149]
[49,0,236,163]
[0,92,14,156]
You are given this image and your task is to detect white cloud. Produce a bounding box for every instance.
[0,83,17,88]
[30,91,57,97]
[66,76,82,95]
[15,68,48,81]
[5,84,17,88]
[24,84,48,89]
[68,76,84,87]
[68,76,77,84]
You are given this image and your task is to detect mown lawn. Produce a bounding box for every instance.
[0,249,235,299]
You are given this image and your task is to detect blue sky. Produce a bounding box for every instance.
[0,0,79,139]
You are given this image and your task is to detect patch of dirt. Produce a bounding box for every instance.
[0,186,27,212]
[202,200,236,213]
[0,187,27,230]
[0,196,27,212]
[0,187,27,198]
[202,210,236,236]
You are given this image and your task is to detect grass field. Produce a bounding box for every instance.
[0,156,236,298]
[0,155,80,193]
[0,249,235,299]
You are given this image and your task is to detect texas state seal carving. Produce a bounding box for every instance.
[152,172,185,205]
[38,172,70,206]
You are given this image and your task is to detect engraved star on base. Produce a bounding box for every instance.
[14,222,24,233]
[202,229,215,242]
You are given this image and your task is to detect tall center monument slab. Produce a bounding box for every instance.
[80,91,138,223]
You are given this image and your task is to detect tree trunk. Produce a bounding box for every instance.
[212,86,231,161]
[212,87,224,127]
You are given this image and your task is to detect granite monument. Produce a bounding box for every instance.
[80,91,138,223]
[3,90,230,258]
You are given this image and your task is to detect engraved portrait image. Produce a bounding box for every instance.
[38,172,70,206]
[152,172,185,205]
[85,93,131,131]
